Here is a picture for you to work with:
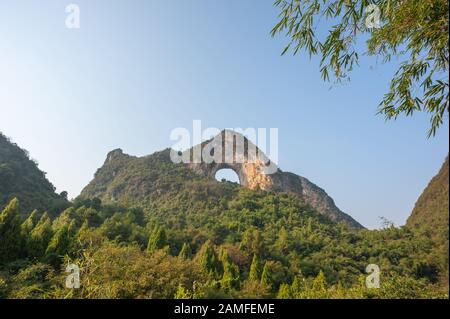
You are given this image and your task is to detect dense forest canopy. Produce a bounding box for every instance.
[0,0,448,301]
[0,172,448,298]
[1,132,448,299]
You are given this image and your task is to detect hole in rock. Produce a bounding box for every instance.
[215,168,240,184]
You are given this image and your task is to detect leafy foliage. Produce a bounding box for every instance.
[0,198,22,264]
[0,184,447,299]
[1,142,448,299]
[271,0,449,136]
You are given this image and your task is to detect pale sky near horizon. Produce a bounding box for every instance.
[0,1,448,229]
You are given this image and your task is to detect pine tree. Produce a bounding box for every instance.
[275,227,289,253]
[334,281,347,299]
[248,254,261,281]
[21,209,38,236]
[260,262,273,289]
[291,273,304,298]
[45,224,72,266]
[28,212,53,259]
[196,240,219,277]
[0,198,23,264]
[179,242,192,259]
[239,228,262,255]
[277,283,291,299]
[220,251,240,291]
[147,225,168,253]
[311,270,328,298]
[20,209,39,256]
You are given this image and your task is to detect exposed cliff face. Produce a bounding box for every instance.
[186,131,363,229]
[80,130,363,229]
[184,130,278,191]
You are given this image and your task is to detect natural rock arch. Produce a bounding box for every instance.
[185,130,277,191]
[184,130,363,229]
[82,130,364,229]
[214,166,241,184]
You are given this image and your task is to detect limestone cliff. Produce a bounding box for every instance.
[185,130,363,229]
[80,130,363,229]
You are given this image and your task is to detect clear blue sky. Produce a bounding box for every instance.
[0,1,448,229]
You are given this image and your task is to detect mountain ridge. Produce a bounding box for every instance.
[407,156,449,229]
[0,132,68,216]
[80,131,363,229]
[406,155,449,285]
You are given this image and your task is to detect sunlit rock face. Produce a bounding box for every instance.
[80,130,363,229]
[185,130,278,191]
[185,130,363,229]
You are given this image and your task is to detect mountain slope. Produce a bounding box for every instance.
[407,156,449,285]
[79,134,362,229]
[183,131,362,229]
[79,148,204,207]
[407,156,449,231]
[0,132,68,216]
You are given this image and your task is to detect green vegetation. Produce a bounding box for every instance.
[1,133,447,299]
[0,133,68,217]
[407,156,449,286]
[408,157,449,230]
[0,184,447,298]
[272,0,449,137]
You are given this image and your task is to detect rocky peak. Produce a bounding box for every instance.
[185,130,363,229]
[80,130,363,229]
[105,148,128,164]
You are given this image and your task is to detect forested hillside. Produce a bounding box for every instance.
[0,182,448,298]
[408,157,449,230]
[0,133,68,217]
[0,138,448,299]
[79,143,362,229]
[407,156,449,286]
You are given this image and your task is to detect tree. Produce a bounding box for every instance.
[174,285,192,299]
[261,262,274,289]
[45,224,73,266]
[28,212,53,259]
[179,242,192,259]
[0,198,23,264]
[220,251,240,291]
[59,191,68,201]
[311,270,328,298]
[272,0,449,137]
[195,240,220,277]
[290,274,304,298]
[20,209,38,236]
[277,283,292,299]
[236,280,272,299]
[147,225,167,254]
[275,226,290,253]
[239,228,263,255]
[248,254,262,281]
